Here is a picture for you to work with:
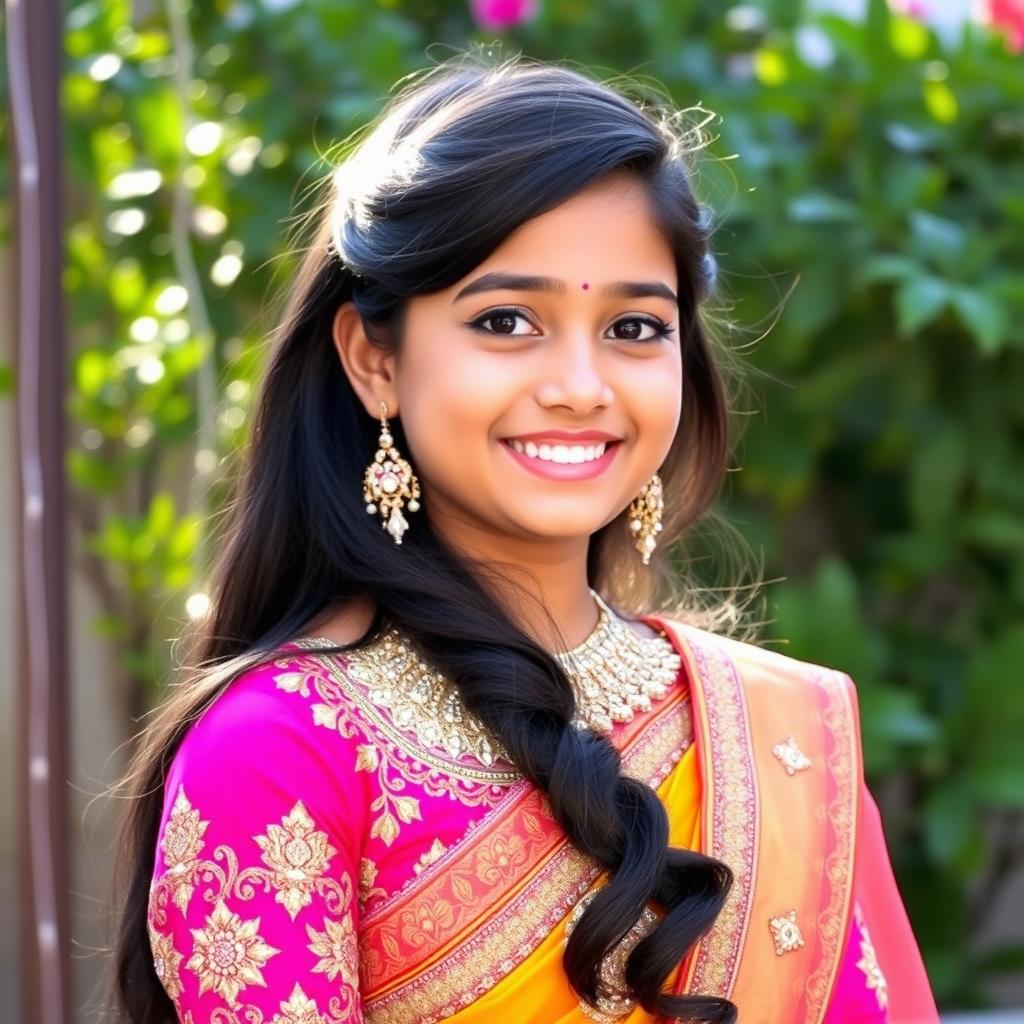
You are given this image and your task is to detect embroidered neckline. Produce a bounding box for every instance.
[290,590,681,770]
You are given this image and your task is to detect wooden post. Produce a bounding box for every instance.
[6,0,71,1020]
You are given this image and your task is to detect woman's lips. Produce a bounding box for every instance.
[499,439,622,481]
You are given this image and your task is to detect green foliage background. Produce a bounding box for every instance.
[5,0,1023,1008]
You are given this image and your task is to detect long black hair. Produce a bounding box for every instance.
[107,49,746,1022]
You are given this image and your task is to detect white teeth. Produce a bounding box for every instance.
[507,440,608,463]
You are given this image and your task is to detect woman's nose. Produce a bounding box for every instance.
[539,335,614,413]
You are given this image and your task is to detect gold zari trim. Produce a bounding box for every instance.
[297,588,681,771]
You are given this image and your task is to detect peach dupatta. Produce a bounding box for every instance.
[662,617,938,1024]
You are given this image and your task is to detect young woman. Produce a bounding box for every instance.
[108,53,939,1023]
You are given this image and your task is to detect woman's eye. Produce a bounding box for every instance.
[468,308,535,336]
[608,317,676,343]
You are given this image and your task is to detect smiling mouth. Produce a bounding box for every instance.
[501,438,621,465]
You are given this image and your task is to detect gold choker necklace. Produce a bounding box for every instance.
[298,589,682,769]
[555,589,682,734]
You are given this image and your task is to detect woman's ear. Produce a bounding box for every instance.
[331,301,399,416]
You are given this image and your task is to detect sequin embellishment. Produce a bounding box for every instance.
[769,909,805,955]
[772,736,812,775]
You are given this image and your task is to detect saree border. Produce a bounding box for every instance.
[656,618,861,1022]
[655,619,760,1001]
[800,666,860,1024]
[361,690,694,1023]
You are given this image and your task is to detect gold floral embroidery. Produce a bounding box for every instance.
[354,742,423,846]
[147,784,361,1018]
[147,923,185,1001]
[273,658,515,850]
[269,983,328,1024]
[160,784,211,913]
[474,834,528,885]
[855,903,889,1009]
[339,636,506,765]
[275,652,519,780]
[206,983,329,1024]
[399,898,457,949]
[413,838,447,876]
[306,913,360,988]
[253,800,338,921]
[186,898,280,1007]
[150,788,351,928]
[360,856,387,904]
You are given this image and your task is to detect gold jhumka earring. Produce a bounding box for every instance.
[363,401,421,545]
[627,472,664,565]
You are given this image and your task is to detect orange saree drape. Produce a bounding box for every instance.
[444,742,701,1023]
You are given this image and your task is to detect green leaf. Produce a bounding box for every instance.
[88,518,134,563]
[134,86,184,168]
[771,558,886,685]
[923,80,958,124]
[896,275,950,337]
[959,510,1024,552]
[909,210,965,272]
[860,687,939,746]
[109,259,146,314]
[66,449,123,493]
[856,253,921,286]
[146,491,177,539]
[976,945,1024,975]
[74,349,110,398]
[969,756,1024,809]
[948,285,1009,354]
[787,192,860,224]
[167,515,201,561]
[889,14,930,59]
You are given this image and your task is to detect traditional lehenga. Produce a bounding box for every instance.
[146,611,939,1023]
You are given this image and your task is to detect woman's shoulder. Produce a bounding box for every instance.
[169,645,375,787]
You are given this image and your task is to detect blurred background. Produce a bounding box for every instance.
[2,0,1023,1019]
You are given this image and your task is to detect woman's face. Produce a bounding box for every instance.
[362,173,682,555]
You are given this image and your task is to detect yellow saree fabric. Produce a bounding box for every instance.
[444,741,701,1023]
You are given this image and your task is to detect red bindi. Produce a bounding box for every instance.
[581,282,589,290]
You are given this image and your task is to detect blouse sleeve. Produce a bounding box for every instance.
[145,664,368,1022]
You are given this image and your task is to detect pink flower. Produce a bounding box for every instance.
[986,0,1024,51]
[888,0,929,16]
[469,0,540,31]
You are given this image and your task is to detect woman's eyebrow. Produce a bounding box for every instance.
[453,271,678,305]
